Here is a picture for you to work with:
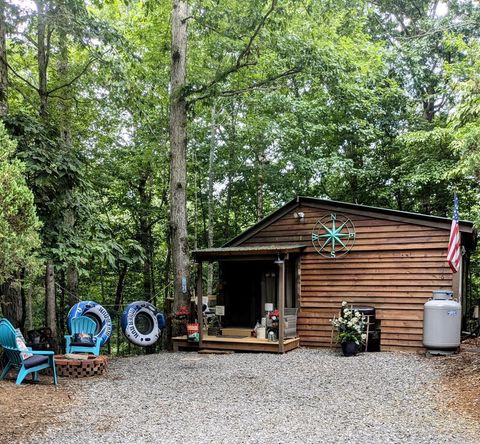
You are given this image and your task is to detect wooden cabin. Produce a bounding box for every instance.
[183,196,475,353]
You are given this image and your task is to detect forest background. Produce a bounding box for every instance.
[1,0,479,354]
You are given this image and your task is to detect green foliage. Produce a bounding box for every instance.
[3,0,480,339]
[0,122,41,285]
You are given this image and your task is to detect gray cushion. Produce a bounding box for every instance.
[23,355,49,369]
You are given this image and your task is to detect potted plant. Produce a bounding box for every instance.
[331,302,367,356]
[172,305,190,336]
[207,315,222,336]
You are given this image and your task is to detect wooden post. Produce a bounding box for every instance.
[196,261,203,347]
[278,259,285,353]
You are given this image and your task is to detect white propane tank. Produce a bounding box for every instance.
[423,290,461,354]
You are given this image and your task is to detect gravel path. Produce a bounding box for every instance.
[30,349,480,444]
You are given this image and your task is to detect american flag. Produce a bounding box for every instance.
[447,193,461,273]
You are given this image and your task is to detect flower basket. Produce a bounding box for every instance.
[172,305,190,336]
[331,302,367,356]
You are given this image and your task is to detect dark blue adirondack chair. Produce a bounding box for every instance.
[65,316,101,356]
[0,318,57,385]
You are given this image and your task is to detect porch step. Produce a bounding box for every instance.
[221,327,252,337]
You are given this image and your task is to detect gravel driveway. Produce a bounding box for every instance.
[30,349,479,444]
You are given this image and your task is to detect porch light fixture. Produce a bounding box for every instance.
[274,254,284,265]
[293,211,305,221]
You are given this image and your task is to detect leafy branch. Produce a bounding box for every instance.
[187,0,278,102]
[47,57,97,95]
[192,66,302,102]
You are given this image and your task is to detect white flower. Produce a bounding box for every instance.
[342,301,347,307]
[361,333,367,340]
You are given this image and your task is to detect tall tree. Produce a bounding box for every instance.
[0,123,41,328]
[33,0,57,342]
[169,0,190,312]
[0,0,7,118]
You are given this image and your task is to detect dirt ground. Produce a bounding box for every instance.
[435,338,480,423]
[0,376,76,444]
[1,346,480,443]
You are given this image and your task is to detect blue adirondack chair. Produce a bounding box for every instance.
[65,316,101,356]
[0,318,57,385]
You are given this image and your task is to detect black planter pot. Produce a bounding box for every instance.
[341,341,358,357]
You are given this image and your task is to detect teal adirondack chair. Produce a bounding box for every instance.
[65,316,101,356]
[0,318,57,385]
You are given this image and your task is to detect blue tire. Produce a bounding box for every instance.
[67,301,112,347]
[121,301,165,347]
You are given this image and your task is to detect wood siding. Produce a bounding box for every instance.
[240,203,454,351]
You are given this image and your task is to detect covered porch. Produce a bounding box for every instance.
[174,244,305,354]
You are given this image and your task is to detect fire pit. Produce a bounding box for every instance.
[45,354,108,378]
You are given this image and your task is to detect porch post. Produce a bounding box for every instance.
[196,261,203,347]
[278,259,285,353]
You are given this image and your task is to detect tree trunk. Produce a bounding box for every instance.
[224,111,237,239]
[138,173,154,303]
[149,231,156,305]
[45,260,57,349]
[163,231,173,349]
[206,104,216,296]
[0,0,8,118]
[20,268,26,330]
[138,172,156,353]
[36,1,56,347]
[59,270,66,343]
[256,153,265,222]
[0,275,23,328]
[64,211,78,307]
[65,265,78,307]
[114,264,128,312]
[114,263,127,356]
[25,285,33,331]
[36,0,48,118]
[58,24,78,307]
[169,0,190,313]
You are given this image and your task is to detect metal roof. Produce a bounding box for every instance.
[192,244,307,261]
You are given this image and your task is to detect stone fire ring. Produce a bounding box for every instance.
[45,354,108,378]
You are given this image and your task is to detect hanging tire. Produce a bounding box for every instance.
[121,301,166,347]
[67,301,112,346]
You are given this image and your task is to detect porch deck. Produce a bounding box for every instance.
[172,334,300,354]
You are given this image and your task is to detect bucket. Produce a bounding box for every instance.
[256,327,266,339]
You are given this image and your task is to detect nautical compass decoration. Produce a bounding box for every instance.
[311,213,356,258]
